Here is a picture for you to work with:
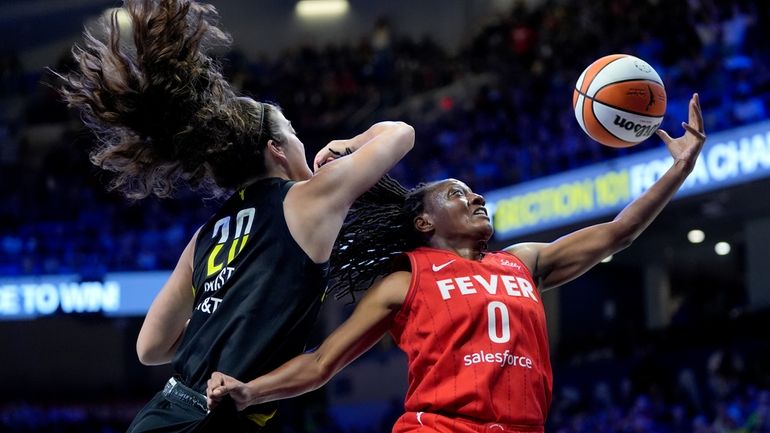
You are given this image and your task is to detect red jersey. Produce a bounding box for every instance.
[390,247,552,430]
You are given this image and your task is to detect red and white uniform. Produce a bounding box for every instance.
[391,247,552,433]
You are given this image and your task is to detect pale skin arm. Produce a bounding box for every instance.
[507,93,706,292]
[205,271,411,411]
[135,229,198,365]
[284,122,415,263]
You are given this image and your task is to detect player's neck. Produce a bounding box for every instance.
[244,166,291,185]
[427,238,487,261]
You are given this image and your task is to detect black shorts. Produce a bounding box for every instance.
[127,384,262,433]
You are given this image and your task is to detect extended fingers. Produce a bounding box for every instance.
[681,122,706,141]
[655,128,673,144]
[689,93,704,132]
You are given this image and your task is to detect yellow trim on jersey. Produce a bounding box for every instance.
[207,244,225,276]
[191,285,196,297]
[227,237,241,263]
[246,409,277,426]
[239,235,249,255]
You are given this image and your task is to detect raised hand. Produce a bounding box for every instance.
[655,93,707,173]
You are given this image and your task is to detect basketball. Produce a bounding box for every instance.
[573,54,666,148]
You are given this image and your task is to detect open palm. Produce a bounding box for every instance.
[656,93,707,172]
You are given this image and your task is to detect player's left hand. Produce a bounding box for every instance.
[313,140,354,172]
[656,92,706,173]
[206,371,253,411]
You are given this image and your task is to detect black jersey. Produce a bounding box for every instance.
[172,178,329,393]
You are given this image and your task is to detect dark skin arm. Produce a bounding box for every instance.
[205,272,411,411]
[508,93,706,291]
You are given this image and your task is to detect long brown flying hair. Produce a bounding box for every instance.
[58,0,282,199]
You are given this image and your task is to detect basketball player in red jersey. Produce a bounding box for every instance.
[206,94,705,433]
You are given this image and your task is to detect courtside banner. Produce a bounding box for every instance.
[486,120,770,241]
[0,271,170,320]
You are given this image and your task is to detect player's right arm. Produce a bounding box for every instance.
[506,94,706,292]
[135,230,199,365]
[283,122,414,263]
[205,271,411,411]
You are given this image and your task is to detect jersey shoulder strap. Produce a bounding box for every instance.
[280,180,296,199]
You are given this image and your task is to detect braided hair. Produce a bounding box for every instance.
[329,175,438,301]
[58,0,283,199]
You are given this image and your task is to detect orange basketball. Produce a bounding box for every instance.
[573,54,666,148]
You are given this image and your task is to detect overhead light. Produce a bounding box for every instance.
[86,7,133,42]
[714,242,731,256]
[687,229,705,244]
[295,0,349,19]
[104,7,132,29]
[601,255,613,263]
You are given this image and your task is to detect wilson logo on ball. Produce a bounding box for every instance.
[612,115,661,138]
[573,54,666,148]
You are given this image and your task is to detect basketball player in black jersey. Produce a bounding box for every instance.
[57,1,414,432]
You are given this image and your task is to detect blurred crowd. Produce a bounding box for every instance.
[544,322,770,433]
[1,0,770,432]
[0,0,769,275]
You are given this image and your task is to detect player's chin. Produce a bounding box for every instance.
[469,219,493,238]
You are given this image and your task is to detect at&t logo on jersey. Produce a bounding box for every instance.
[196,266,236,315]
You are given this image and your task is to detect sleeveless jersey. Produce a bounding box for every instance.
[390,247,552,429]
[172,178,329,393]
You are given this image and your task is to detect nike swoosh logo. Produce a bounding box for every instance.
[432,260,456,272]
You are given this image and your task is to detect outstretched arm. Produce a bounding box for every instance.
[206,271,411,411]
[508,93,706,292]
[284,122,415,263]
